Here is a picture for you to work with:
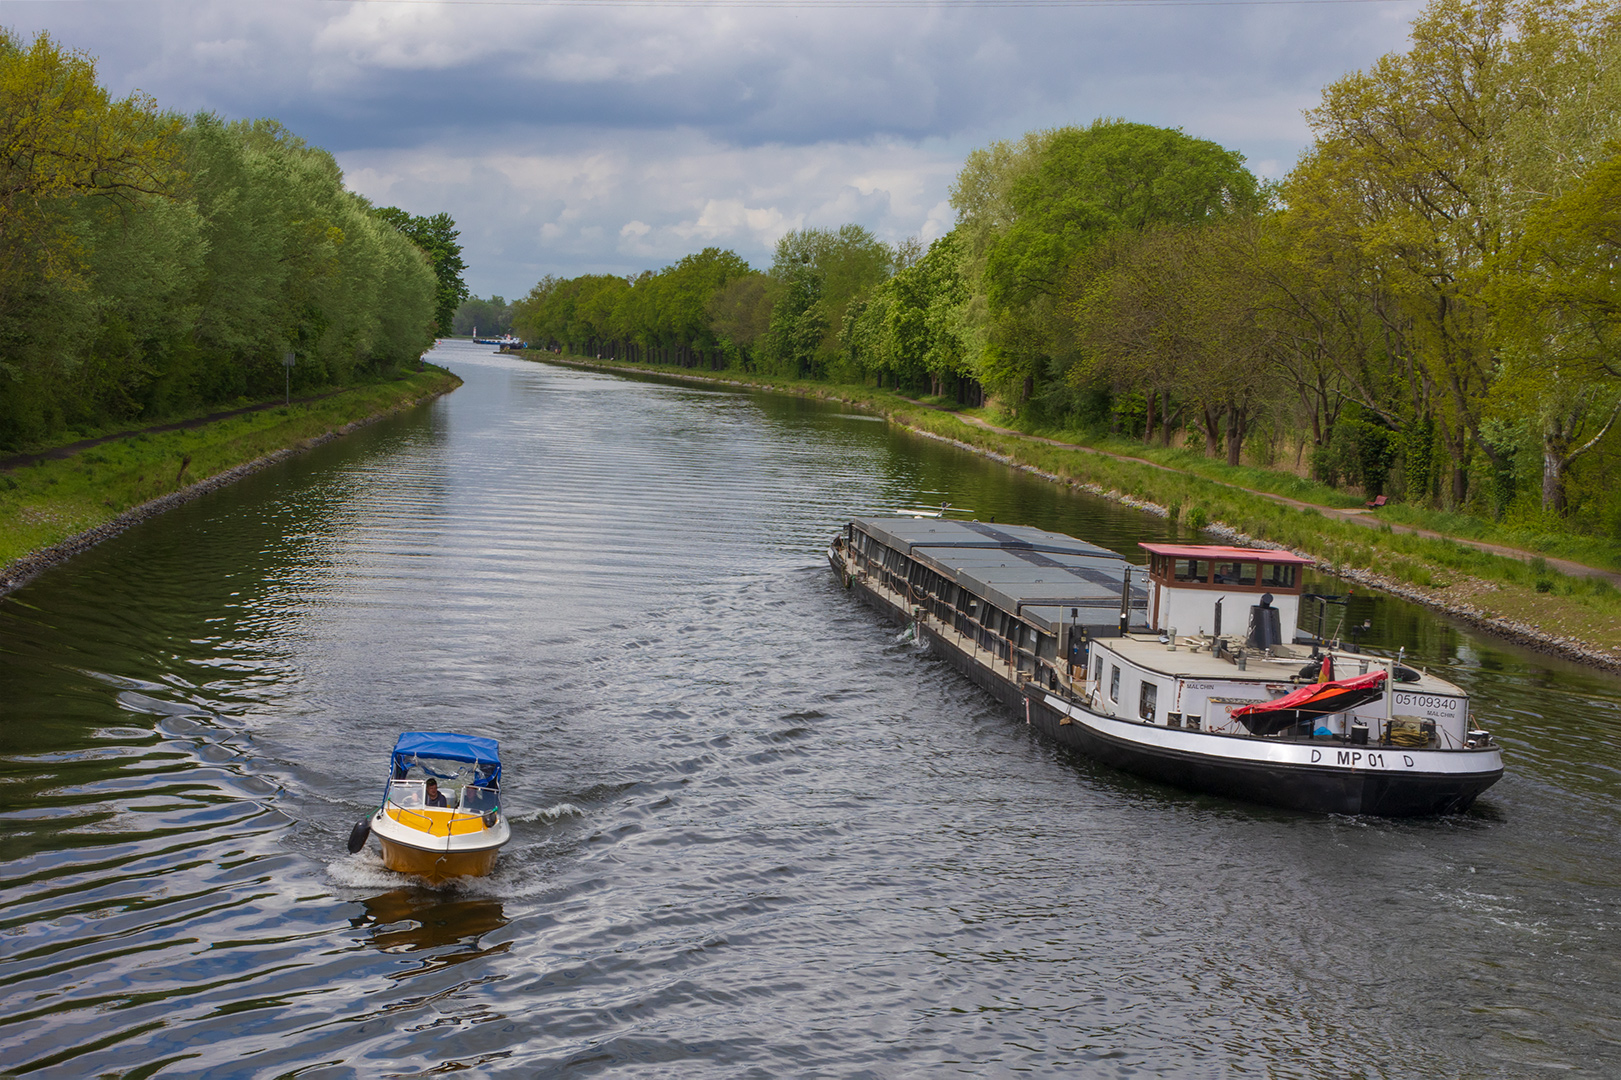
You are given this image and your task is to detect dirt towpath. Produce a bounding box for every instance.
[0,391,345,472]
[911,403,1621,590]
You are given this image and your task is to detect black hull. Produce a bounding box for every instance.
[1021,696,1500,817]
[840,561,1501,817]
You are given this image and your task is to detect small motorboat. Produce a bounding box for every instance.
[347,731,511,882]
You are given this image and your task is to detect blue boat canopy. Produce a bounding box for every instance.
[391,731,501,786]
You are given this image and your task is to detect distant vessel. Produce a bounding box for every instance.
[347,732,512,882]
[473,333,527,352]
[830,517,1502,816]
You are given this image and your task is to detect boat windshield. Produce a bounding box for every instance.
[388,779,428,809]
[386,776,500,812]
[459,785,500,814]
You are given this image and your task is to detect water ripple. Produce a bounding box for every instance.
[0,344,1618,1076]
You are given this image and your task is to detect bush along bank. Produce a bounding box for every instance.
[529,351,1621,673]
[0,367,461,595]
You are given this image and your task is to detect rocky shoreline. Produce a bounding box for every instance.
[904,425,1621,676]
[524,356,1621,675]
[0,384,455,600]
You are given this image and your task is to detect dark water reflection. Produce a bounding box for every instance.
[1,342,1618,1076]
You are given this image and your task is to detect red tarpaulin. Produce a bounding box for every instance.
[1232,669,1388,720]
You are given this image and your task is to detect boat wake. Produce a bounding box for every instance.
[512,801,586,824]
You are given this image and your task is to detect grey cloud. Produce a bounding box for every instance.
[10,0,1427,293]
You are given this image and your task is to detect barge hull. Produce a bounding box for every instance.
[840,554,1501,817]
[1022,694,1501,816]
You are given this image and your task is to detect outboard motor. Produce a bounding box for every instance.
[1247,593,1282,651]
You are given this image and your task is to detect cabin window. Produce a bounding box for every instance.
[1261,563,1297,589]
[1139,682,1158,721]
[1214,561,1258,587]
[1093,656,1103,683]
[1174,559,1208,583]
[1109,665,1121,701]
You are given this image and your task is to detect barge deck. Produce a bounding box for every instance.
[831,517,1502,816]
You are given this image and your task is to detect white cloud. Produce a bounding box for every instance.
[337,132,971,293]
[11,0,1431,297]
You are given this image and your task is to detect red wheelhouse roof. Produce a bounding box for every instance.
[1139,543,1313,564]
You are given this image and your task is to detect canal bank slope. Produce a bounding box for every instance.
[0,367,461,597]
[526,352,1621,674]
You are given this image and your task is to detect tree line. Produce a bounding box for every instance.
[514,0,1621,533]
[0,29,466,452]
[453,295,516,337]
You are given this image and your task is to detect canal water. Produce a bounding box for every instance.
[2,341,1618,1077]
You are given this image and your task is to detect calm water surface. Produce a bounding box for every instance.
[2,342,1619,1077]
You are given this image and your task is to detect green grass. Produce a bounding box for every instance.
[0,367,460,570]
[530,352,1621,650]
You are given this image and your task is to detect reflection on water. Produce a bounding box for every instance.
[355,889,509,967]
[0,342,1619,1077]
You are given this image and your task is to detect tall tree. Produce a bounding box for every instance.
[376,207,468,337]
[707,272,777,369]
[1284,0,1621,510]
[954,119,1260,412]
[1489,150,1621,512]
[764,225,893,375]
[1074,222,1279,461]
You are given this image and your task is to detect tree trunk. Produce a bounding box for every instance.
[1540,400,1621,515]
[1143,391,1157,445]
[1202,403,1223,458]
[1542,443,1567,515]
[1226,406,1247,467]
[1161,395,1179,447]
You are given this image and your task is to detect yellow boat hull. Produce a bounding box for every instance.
[371,805,509,883]
[378,834,500,882]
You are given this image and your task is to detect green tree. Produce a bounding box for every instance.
[1283,0,1621,511]
[706,271,778,369]
[454,295,514,336]
[0,31,436,448]
[954,119,1260,412]
[654,247,753,366]
[376,207,468,337]
[1074,222,1279,462]
[764,225,892,375]
[1489,149,1621,513]
[843,232,972,397]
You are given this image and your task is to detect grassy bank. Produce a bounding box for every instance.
[0,367,460,574]
[991,418,1621,575]
[529,352,1621,664]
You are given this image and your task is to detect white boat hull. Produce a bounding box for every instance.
[370,805,511,883]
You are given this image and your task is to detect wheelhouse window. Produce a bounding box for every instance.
[1261,563,1297,589]
[1174,559,1209,583]
[1139,682,1158,721]
[1214,561,1258,587]
[1093,656,1103,683]
[1109,665,1121,702]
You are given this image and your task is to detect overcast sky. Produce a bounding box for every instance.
[12,0,1426,298]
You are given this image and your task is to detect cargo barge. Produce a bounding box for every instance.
[830,517,1502,816]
